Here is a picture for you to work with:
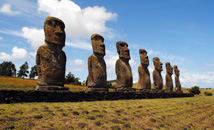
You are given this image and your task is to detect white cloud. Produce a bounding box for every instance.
[66,40,92,50]
[180,72,214,88]
[0,37,3,40]
[0,27,44,51]
[130,58,138,67]
[22,27,44,50]
[29,51,36,58]
[71,68,85,72]
[0,3,20,15]
[1,0,117,51]
[200,70,214,75]
[21,28,92,51]
[0,30,22,37]
[0,46,29,60]
[147,49,189,65]
[0,52,11,60]
[68,59,87,72]
[105,54,118,75]
[69,59,84,66]
[11,46,28,60]
[147,49,155,55]
[132,71,138,83]
[205,62,214,67]
[37,0,117,39]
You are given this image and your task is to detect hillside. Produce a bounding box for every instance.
[1,76,213,94]
[0,76,87,91]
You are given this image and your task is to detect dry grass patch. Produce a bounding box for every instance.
[0,76,87,91]
[1,96,214,129]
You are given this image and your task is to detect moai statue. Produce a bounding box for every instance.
[174,65,182,93]
[137,49,151,91]
[36,16,68,91]
[115,41,133,91]
[165,62,173,92]
[152,57,163,91]
[87,34,107,92]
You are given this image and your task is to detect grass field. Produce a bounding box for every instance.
[0,76,87,91]
[0,76,214,129]
[0,96,214,130]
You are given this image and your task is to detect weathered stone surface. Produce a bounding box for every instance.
[115,41,133,91]
[87,34,107,92]
[137,49,151,90]
[152,57,163,90]
[36,16,67,91]
[174,65,182,92]
[165,62,173,91]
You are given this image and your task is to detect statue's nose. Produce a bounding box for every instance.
[124,45,129,51]
[100,41,104,46]
[55,25,63,33]
[55,26,63,36]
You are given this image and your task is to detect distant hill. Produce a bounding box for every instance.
[107,80,116,83]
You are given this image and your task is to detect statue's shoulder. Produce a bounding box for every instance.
[88,54,94,59]
[37,44,48,51]
[116,58,122,64]
[138,65,143,69]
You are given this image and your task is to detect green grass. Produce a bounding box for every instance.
[0,96,214,129]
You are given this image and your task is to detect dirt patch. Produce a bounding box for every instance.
[94,121,101,126]
[72,111,79,115]
[78,123,87,128]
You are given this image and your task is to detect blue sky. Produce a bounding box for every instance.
[0,0,213,88]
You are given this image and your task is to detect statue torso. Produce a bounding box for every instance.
[153,69,163,90]
[36,44,66,86]
[138,65,151,89]
[165,74,173,90]
[87,54,107,87]
[116,58,133,88]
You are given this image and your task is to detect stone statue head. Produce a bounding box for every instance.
[91,34,105,56]
[165,62,173,75]
[174,65,180,76]
[153,57,163,71]
[116,41,130,60]
[139,49,149,67]
[44,16,65,47]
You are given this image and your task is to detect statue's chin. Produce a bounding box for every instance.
[45,39,65,47]
[142,63,149,67]
[94,52,105,57]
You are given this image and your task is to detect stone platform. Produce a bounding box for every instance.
[0,90,193,104]
[36,86,69,92]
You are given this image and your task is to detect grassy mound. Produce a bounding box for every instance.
[0,76,87,91]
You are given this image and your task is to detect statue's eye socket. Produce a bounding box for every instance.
[60,25,64,29]
[48,20,55,26]
[93,36,103,41]
[140,51,146,55]
[120,43,124,47]
[58,24,64,30]
[94,36,99,40]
